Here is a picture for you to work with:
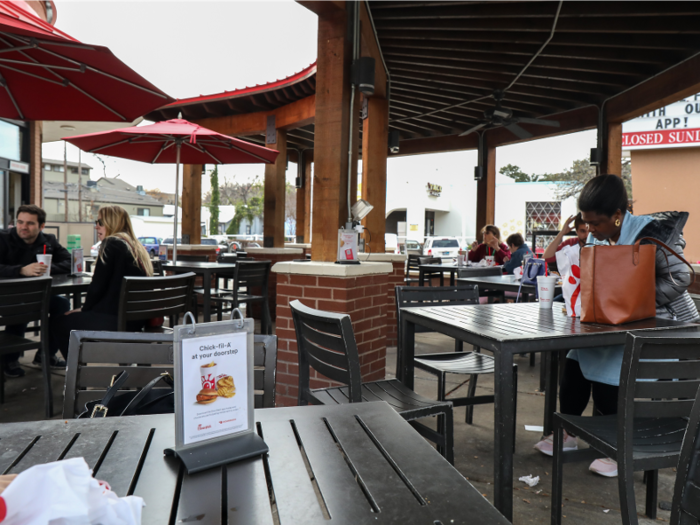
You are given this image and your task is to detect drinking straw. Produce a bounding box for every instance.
[43,245,46,255]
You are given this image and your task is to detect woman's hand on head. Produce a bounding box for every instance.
[561,215,576,235]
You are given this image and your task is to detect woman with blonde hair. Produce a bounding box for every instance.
[52,206,154,355]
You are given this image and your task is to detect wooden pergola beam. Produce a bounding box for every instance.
[297,0,344,17]
[607,52,700,122]
[193,95,315,137]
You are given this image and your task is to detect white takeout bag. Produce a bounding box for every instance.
[555,244,581,317]
[0,457,144,524]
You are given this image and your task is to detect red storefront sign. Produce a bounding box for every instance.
[622,128,700,148]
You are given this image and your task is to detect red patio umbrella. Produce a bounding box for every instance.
[64,118,279,260]
[0,1,172,121]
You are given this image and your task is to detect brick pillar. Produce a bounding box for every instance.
[272,262,393,407]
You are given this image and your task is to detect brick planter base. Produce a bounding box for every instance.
[272,261,393,407]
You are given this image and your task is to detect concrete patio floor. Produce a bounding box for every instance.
[0,329,674,524]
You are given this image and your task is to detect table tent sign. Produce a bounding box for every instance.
[165,310,268,473]
[71,248,84,275]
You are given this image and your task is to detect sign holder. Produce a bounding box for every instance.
[71,248,84,275]
[164,310,268,474]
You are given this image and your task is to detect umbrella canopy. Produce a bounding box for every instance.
[0,1,172,121]
[63,118,280,164]
[63,118,279,261]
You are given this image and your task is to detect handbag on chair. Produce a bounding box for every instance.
[516,258,547,302]
[580,237,695,325]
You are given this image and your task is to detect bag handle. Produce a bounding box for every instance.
[120,373,173,417]
[99,371,129,407]
[636,237,696,286]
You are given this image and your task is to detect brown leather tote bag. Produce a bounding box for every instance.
[580,237,695,325]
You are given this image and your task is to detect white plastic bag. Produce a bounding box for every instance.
[555,244,581,317]
[0,457,144,525]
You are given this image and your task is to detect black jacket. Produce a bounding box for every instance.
[0,228,71,278]
[637,211,699,322]
[83,237,147,316]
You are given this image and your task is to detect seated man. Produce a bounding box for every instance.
[0,205,71,378]
[543,213,588,266]
[502,233,533,274]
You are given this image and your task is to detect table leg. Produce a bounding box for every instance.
[203,270,211,322]
[543,350,559,436]
[398,317,415,389]
[419,269,425,287]
[493,348,515,521]
[449,270,455,286]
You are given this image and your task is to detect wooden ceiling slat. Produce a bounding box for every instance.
[391,89,486,119]
[382,47,655,78]
[388,118,438,137]
[389,100,475,131]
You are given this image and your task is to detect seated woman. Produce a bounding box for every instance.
[468,225,511,265]
[53,206,154,357]
[502,233,532,274]
[533,174,699,477]
[543,213,588,266]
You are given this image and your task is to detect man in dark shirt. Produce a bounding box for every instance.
[0,205,71,377]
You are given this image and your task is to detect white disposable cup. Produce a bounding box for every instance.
[36,254,52,276]
[537,275,558,309]
[458,254,466,267]
[200,362,218,389]
[484,255,495,266]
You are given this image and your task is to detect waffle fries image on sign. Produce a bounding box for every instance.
[217,375,236,398]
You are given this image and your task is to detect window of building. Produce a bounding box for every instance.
[137,208,150,216]
[0,120,21,161]
[53,165,64,172]
[81,168,89,175]
[70,167,78,174]
[525,201,561,249]
[43,164,52,171]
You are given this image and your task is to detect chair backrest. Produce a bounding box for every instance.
[151,259,164,276]
[234,260,271,299]
[63,330,174,418]
[406,254,423,275]
[218,252,237,264]
[618,331,700,474]
[456,266,503,278]
[671,380,700,525]
[177,254,210,262]
[117,272,196,331]
[63,331,278,417]
[418,256,442,265]
[254,334,278,408]
[290,300,362,405]
[0,276,51,329]
[395,285,480,345]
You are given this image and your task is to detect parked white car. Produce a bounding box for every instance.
[423,237,460,263]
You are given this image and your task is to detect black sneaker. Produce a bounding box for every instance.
[4,365,25,379]
[33,354,67,370]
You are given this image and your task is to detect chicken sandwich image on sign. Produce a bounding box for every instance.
[181,331,248,445]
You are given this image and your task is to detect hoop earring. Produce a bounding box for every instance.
[615,219,621,227]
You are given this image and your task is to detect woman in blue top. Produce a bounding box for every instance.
[534,175,698,477]
[502,233,532,274]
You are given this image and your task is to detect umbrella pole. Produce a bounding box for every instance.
[173,143,181,262]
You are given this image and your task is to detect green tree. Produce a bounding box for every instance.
[208,167,220,235]
[227,195,264,234]
[549,158,633,206]
[499,163,540,182]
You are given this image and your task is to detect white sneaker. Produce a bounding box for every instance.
[589,458,618,477]
[533,432,578,457]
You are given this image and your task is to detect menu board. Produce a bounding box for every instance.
[180,331,249,445]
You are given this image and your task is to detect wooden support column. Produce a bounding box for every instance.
[28,121,42,206]
[181,164,202,245]
[295,151,307,243]
[475,141,496,236]
[264,129,287,248]
[304,152,312,243]
[361,97,389,254]
[606,122,622,176]
[311,5,352,261]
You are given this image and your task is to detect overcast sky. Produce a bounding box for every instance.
[42,1,597,196]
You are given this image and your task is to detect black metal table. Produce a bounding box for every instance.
[162,261,237,320]
[419,264,502,286]
[51,274,92,308]
[0,402,509,525]
[457,274,562,301]
[398,302,697,521]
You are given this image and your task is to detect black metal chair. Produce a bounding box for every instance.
[405,254,422,286]
[551,331,700,525]
[217,260,272,334]
[177,254,210,262]
[290,299,455,463]
[671,375,700,525]
[117,273,196,332]
[0,276,53,418]
[418,256,444,286]
[63,331,278,418]
[396,285,517,428]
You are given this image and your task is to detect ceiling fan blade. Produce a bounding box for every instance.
[516,117,560,128]
[505,123,533,140]
[458,122,487,137]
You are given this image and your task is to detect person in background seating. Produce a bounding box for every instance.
[52,206,154,358]
[502,233,533,274]
[0,205,71,377]
[468,225,511,265]
[543,213,588,265]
